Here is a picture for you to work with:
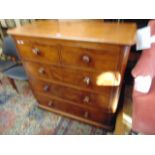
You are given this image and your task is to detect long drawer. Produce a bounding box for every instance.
[15,37,60,64]
[24,61,120,93]
[30,78,114,110]
[35,93,112,125]
[61,46,121,70]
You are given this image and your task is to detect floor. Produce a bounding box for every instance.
[0,73,132,135]
[114,86,133,134]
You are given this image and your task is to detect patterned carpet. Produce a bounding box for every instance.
[0,73,109,135]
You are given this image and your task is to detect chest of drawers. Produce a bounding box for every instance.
[8,20,136,130]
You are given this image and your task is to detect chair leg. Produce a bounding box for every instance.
[8,77,18,93]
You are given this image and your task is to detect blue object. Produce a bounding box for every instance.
[0,36,28,93]
[3,36,20,60]
[0,36,19,72]
[0,60,17,72]
[4,65,28,80]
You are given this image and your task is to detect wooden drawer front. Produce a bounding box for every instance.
[15,38,60,64]
[58,86,112,110]
[61,46,121,70]
[30,79,112,110]
[24,61,63,82]
[36,93,111,124]
[30,79,62,97]
[62,67,120,93]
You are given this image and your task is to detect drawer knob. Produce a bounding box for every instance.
[82,55,90,63]
[83,96,90,104]
[32,48,40,55]
[48,101,54,107]
[83,76,91,85]
[84,112,89,118]
[38,67,45,74]
[43,85,49,92]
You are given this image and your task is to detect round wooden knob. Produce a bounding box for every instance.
[84,112,89,118]
[43,85,49,92]
[38,67,45,74]
[83,76,91,85]
[48,101,54,107]
[32,48,40,55]
[83,96,90,103]
[82,55,90,63]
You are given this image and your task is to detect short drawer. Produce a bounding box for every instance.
[15,37,60,64]
[24,61,63,82]
[61,45,121,70]
[36,93,111,124]
[30,79,113,110]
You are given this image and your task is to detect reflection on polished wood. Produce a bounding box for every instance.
[96,71,121,86]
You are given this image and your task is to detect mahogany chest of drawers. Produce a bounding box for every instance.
[8,20,136,130]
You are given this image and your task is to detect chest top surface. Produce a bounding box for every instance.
[8,20,136,45]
